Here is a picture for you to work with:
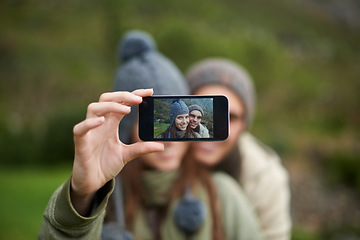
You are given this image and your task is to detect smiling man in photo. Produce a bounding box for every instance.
[189,104,210,138]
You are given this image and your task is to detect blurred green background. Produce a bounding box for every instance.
[1,0,359,239]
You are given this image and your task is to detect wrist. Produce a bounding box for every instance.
[70,177,97,217]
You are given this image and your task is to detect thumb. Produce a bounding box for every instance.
[126,142,164,160]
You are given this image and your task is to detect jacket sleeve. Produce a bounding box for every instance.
[239,132,292,240]
[38,177,114,240]
[213,172,264,240]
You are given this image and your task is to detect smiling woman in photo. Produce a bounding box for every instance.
[157,99,200,139]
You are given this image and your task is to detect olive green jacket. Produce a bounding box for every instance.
[39,172,263,240]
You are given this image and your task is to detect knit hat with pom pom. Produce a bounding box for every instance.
[114,30,189,143]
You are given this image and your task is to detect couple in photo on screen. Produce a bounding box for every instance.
[156,99,210,139]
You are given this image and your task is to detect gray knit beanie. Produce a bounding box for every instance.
[170,99,189,126]
[185,58,256,128]
[114,30,189,143]
[188,105,204,117]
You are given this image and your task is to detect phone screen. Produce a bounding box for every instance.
[139,95,228,141]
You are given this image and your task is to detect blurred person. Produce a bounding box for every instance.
[157,99,199,138]
[189,104,210,138]
[39,31,264,240]
[186,58,292,240]
[114,31,188,144]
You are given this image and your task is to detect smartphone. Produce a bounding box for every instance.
[138,95,229,141]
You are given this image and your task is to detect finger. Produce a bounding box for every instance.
[131,88,154,97]
[125,142,164,162]
[86,102,131,118]
[99,91,143,105]
[73,116,105,137]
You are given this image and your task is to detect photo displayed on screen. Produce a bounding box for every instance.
[154,98,213,139]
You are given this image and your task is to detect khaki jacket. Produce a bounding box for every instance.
[238,132,292,240]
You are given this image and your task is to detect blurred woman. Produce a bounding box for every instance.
[186,58,292,240]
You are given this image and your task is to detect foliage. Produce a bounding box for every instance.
[322,151,360,195]
[291,227,322,240]
[1,0,359,167]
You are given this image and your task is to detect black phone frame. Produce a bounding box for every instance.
[138,95,229,142]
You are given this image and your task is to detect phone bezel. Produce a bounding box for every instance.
[138,95,229,141]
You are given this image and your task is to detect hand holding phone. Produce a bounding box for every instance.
[139,95,229,141]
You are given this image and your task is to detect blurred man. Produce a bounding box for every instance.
[186,58,291,240]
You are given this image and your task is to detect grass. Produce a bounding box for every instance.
[0,166,72,240]
[154,123,170,138]
[0,166,333,240]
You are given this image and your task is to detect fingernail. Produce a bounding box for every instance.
[134,95,142,101]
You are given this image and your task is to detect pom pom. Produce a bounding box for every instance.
[119,30,157,62]
[101,222,133,240]
[174,187,206,235]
